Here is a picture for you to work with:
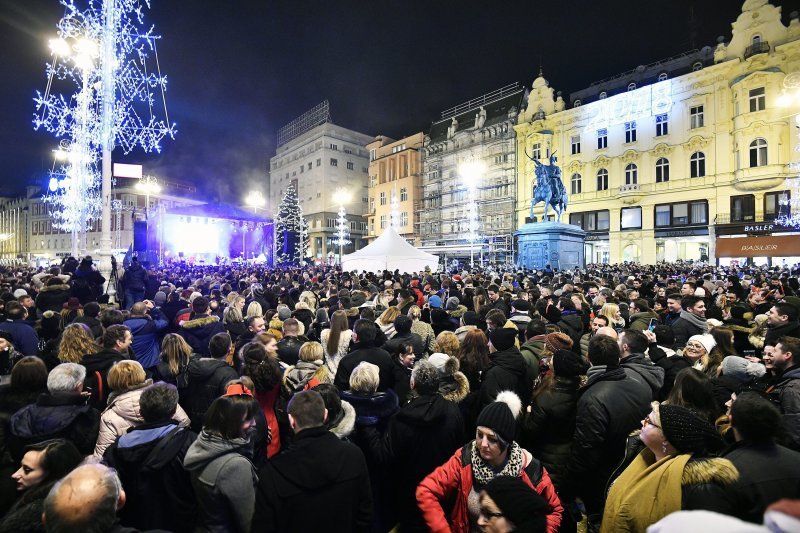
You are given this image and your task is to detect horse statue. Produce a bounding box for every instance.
[527,151,568,222]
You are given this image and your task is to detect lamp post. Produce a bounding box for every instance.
[459,160,485,269]
[332,189,351,266]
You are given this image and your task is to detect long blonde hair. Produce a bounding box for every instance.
[246,301,263,320]
[58,324,98,364]
[160,333,193,375]
[599,303,623,328]
[377,306,401,326]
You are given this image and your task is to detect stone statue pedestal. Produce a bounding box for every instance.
[515,222,586,270]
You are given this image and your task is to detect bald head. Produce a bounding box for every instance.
[129,302,148,316]
[44,463,125,533]
[596,326,619,340]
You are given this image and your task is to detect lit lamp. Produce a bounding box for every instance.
[459,160,485,268]
[332,188,352,265]
[245,190,266,214]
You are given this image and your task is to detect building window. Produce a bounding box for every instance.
[597,129,608,149]
[658,72,668,82]
[299,165,303,173]
[380,192,386,206]
[571,173,582,194]
[690,152,706,177]
[655,205,671,226]
[316,158,321,167]
[596,169,609,191]
[731,195,755,222]
[749,87,766,112]
[655,158,670,183]
[749,138,768,167]
[574,99,582,107]
[628,82,636,91]
[531,143,541,160]
[624,121,637,143]
[624,163,638,185]
[346,161,354,170]
[654,201,708,226]
[307,162,312,170]
[400,188,408,202]
[620,207,642,229]
[401,212,409,227]
[599,92,607,100]
[569,210,610,231]
[690,105,704,129]
[570,135,581,155]
[765,191,790,218]
[330,158,338,167]
[330,143,338,151]
[379,215,387,229]
[655,113,668,136]
[326,218,337,228]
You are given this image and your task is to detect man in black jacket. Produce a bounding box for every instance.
[724,391,800,523]
[765,303,800,347]
[360,360,464,532]
[334,320,395,392]
[645,325,689,400]
[81,325,131,409]
[104,382,197,533]
[178,297,226,356]
[253,390,372,533]
[618,329,665,400]
[382,315,425,356]
[276,318,309,366]
[480,327,528,408]
[560,334,651,529]
[670,295,708,348]
[179,332,238,432]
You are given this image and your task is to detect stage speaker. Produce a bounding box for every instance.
[133,221,148,251]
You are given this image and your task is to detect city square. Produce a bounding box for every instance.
[0,1,799,532]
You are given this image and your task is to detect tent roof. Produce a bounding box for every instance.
[344,226,437,261]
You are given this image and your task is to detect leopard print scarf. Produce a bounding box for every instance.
[470,440,524,488]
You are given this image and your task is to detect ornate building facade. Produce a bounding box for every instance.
[515,0,800,264]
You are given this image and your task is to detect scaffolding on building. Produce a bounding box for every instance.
[439,82,520,120]
[277,100,332,147]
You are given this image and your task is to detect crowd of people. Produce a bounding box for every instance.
[0,256,799,532]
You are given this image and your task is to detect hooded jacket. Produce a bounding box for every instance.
[479,347,529,408]
[771,366,800,449]
[94,381,190,457]
[124,308,168,370]
[183,431,257,533]
[361,393,465,531]
[620,352,665,400]
[34,283,71,313]
[178,315,226,356]
[103,422,198,533]
[765,320,800,348]
[8,392,100,460]
[520,335,546,383]
[648,343,690,401]
[253,426,372,533]
[123,263,148,292]
[557,311,584,351]
[179,357,238,432]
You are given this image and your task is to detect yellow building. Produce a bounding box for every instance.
[515,0,800,264]
[365,132,424,245]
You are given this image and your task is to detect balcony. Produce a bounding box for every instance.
[616,183,647,204]
[744,41,770,59]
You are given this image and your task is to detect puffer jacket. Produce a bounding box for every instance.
[179,356,239,432]
[124,309,169,370]
[557,311,584,352]
[520,376,580,490]
[178,315,226,357]
[416,442,563,533]
[520,335,546,383]
[34,284,71,313]
[123,263,148,292]
[94,380,190,457]
[479,347,529,408]
[183,431,258,533]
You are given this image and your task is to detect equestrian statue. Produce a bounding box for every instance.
[526,149,568,222]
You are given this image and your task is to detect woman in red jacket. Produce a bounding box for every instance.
[417,391,563,533]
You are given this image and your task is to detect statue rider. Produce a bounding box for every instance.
[548,154,564,196]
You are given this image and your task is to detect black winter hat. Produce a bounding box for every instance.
[552,349,588,378]
[489,328,517,351]
[483,476,549,532]
[659,403,722,454]
[476,399,516,444]
[543,303,562,324]
[510,299,531,312]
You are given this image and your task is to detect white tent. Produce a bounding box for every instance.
[341,226,439,273]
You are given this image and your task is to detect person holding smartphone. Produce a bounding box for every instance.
[627,299,659,332]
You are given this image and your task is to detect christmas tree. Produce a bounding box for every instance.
[274,183,309,265]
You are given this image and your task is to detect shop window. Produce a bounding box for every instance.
[765,191,790,218]
[621,207,642,229]
[731,195,755,222]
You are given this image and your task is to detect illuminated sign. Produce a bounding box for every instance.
[582,80,673,135]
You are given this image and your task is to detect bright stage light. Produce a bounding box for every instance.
[48,38,71,57]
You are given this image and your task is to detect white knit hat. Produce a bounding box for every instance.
[688,334,716,354]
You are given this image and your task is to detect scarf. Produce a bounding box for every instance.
[601,449,691,533]
[470,441,524,488]
[679,309,708,332]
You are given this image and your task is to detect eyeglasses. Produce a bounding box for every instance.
[479,507,504,520]
[643,416,661,429]
[686,342,704,350]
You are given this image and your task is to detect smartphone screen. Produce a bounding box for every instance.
[647,318,658,332]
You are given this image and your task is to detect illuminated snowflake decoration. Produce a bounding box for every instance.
[333,205,351,248]
[33,0,175,234]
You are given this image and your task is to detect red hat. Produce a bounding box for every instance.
[62,297,82,311]
[224,383,253,397]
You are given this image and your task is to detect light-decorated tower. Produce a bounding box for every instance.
[34,0,175,278]
[274,183,309,265]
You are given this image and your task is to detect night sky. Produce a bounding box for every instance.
[0,0,797,205]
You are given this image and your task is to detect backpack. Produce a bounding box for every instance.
[84,370,109,409]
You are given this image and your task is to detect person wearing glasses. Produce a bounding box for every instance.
[601,402,738,532]
[416,392,563,533]
[477,476,551,533]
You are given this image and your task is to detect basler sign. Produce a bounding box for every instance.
[716,236,800,257]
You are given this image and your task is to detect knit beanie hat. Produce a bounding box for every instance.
[659,403,722,454]
[428,295,442,308]
[721,355,766,383]
[13,289,27,299]
[476,391,522,444]
[687,334,716,354]
[428,352,451,374]
[483,476,549,533]
[277,306,292,321]
[445,297,460,311]
[545,332,573,353]
[553,349,588,378]
[489,328,517,351]
[154,291,167,306]
[543,304,562,324]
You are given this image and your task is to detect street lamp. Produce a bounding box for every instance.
[332,188,352,265]
[245,190,266,214]
[459,160,485,269]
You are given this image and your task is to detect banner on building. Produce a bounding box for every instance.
[716,236,800,258]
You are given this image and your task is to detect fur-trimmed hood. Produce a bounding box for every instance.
[180,315,221,329]
[329,400,356,439]
[37,283,71,293]
[447,305,467,319]
[439,371,470,403]
[682,457,739,487]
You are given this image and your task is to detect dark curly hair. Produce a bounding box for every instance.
[241,342,281,392]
